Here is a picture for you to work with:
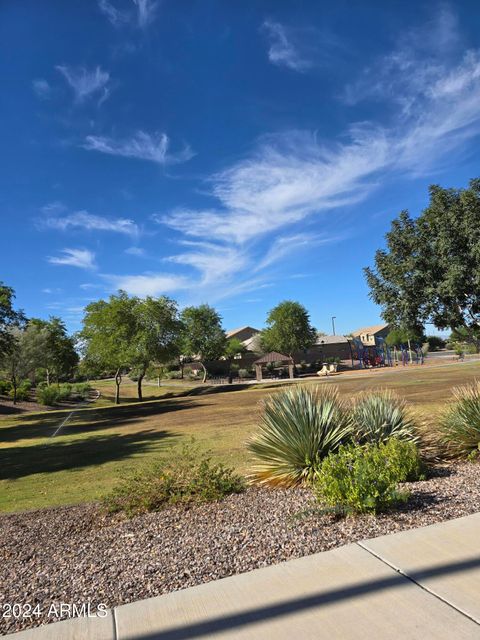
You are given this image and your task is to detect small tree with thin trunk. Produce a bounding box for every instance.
[223,337,246,383]
[180,305,226,383]
[260,300,317,359]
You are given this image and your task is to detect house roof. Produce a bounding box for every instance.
[315,334,350,345]
[350,323,389,336]
[226,326,260,339]
[254,351,293,364]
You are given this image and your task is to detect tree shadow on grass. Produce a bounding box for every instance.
[0,428,176,480]
[0,398,210,444]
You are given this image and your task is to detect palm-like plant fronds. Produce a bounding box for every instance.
[247,385,352,486]
[440,381,480,457]
[352,389,417,445]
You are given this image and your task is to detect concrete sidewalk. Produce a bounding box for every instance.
[6,513,480,639]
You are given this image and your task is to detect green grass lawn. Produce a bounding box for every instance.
[1,361,479,513]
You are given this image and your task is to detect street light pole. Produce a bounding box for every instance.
[332,316,336,336]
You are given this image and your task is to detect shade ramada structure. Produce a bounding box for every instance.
[253,352,294,381]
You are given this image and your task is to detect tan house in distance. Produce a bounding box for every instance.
[225,326,261,352]
[350,323,390,346]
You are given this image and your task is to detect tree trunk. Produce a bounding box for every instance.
[180,360,184,379]
[201,361,207,383]
[12,374,17,405]
[157,376,161,387]
[137,370,145,401]
[114,369,122,405]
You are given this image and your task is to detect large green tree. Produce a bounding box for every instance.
[365,179,480,350]
[0,282,25,359]
[29,317,78,384]
[180,305,226,382]
[1,328,35,403]
[130,296,181,400]
[260,300,316,358]
[79,292,137,404]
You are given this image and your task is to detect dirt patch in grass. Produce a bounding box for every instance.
[1,461,479,635]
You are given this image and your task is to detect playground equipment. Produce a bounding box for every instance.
[349,335,424,368]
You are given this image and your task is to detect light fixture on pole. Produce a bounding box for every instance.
[331,316,336,336]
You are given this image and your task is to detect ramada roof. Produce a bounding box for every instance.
[350,323,389,336]
[254,351,293,364]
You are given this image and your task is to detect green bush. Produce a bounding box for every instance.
[352,390,417,444]
[238,368,251,379]
[164,370,183,380]
[73,382,91,399]
[37,385,60,406]
[57,383,72,401]
[104,442,245,516]
[0,379,12,395]
[440,381,480,457]
[9,386,30,402]
[248,385,353,486]
[314,439,423,515]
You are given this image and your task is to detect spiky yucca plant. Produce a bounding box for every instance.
[352,390,417,444]
[247,385,352,486]
[440,381,480,458]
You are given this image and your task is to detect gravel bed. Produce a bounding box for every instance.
[1,462,479,635]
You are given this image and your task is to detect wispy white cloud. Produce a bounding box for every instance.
[56,65,111,104]
[40,209,139,238]
[48,248,96,270]
[42,287,63,294]
[32,79,52,99]
[103,7,480,305]
[125,246,145,256]
[152,12,480,301]
[98,0,129,27]
[83,131,194,166]
[133,0,158,28]
[161,127,388,245]
[98,0,158,28]
[103,272,188,296]
[262,20,312,72]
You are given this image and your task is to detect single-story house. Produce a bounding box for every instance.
[296,334,352,363]
[350,323,390,346]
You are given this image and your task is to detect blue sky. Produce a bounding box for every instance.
[2,1,480,336]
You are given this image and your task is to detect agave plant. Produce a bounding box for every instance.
[247,385,352,486]
[352,390,417,444]
[440,381,480,457]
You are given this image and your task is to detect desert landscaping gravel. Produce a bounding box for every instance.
[1,461,480,635]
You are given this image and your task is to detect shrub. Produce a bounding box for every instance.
[72,382,91,399]
[0,380,12,395]
[352,390,417,444]
[247,385,353,486]
[104,442,245,516]
[238,368,251,379]
[9,386,30,402]
[164,370,183,380]
[426,336,446,351]
[314,439,423,515]
[57,383,72,401]
[37,385,60,406]
[440,381,480,457]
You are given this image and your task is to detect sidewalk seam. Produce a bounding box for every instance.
[112,607,118,640]
[356,541,480,627]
